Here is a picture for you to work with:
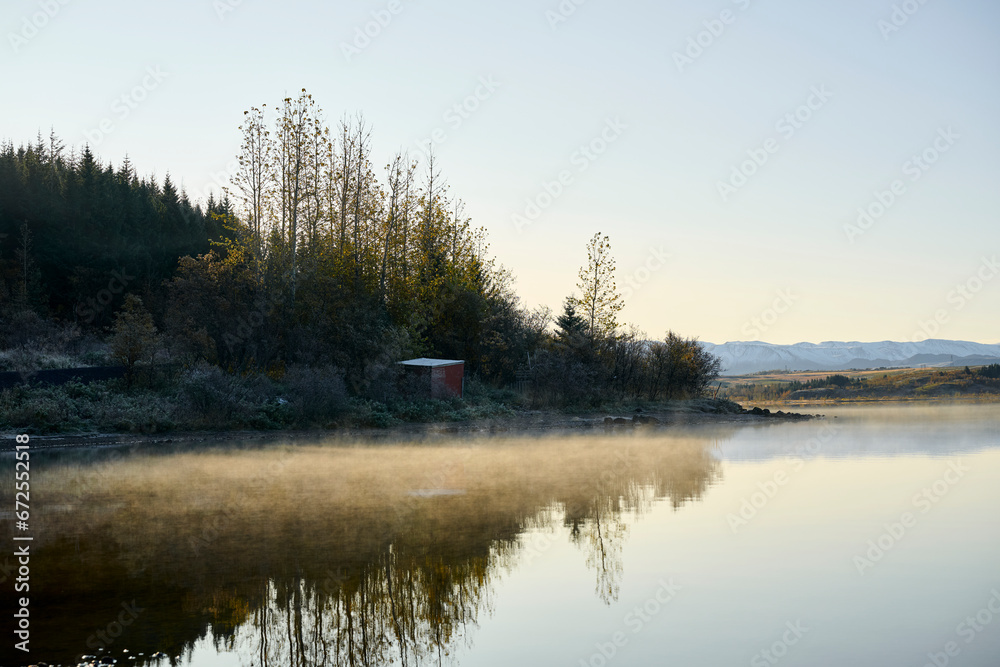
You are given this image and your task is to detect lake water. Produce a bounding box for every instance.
[3,403,999,667]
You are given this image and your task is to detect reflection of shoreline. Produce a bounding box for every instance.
[0,408,764,453]
[716,402,1000,461]
[0,435,722,666]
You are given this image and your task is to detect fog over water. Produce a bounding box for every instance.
[2,403,998,666]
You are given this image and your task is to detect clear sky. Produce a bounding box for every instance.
[2,0,998,344]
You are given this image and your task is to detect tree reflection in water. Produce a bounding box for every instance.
[3,432,724,666]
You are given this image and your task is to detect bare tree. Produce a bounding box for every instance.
[380,152,408,296]
[334,115,357,257]
[229,105,275,259]
[275,90,320,299]
[304,112,330,253]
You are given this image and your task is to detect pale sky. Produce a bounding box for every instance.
[3,0,998,344]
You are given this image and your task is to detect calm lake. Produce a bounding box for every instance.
[3,403,1000,667]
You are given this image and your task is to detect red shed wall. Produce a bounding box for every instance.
[430,363,464,399]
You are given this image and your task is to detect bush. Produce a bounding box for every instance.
[353,399,394,427]
[176,362,279,427]
[0,307,89,373]
[0,308,78,350]
[175,362,348,429]
[92,390,176,433]
[0,381,175,434]
[109,294,160,388]
[463,375,520,407]
[529,349,603,408]
[0,385,76,433]
[282,365,348,424]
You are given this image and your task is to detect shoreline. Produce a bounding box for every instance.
[7,396,999,453]
[0,404,820,452]
[746,395,1000,405]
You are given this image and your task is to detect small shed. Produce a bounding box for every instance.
[398,358,465,399]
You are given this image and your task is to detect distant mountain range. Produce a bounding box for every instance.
[701,340,1000,376]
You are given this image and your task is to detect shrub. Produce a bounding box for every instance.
[529,349,602,408]
[176,362,278,427]
[359,358,405,403]
[109,294,160,388]
[348,399,396,428]
[0,381,174,434]
[92,391,176,433]
[282,365,348,424]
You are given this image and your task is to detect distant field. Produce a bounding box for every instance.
[722,367,920,386]
[719,365,1000,403]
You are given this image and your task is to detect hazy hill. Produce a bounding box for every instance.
[703,340,1000,376]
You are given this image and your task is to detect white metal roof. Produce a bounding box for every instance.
[398,358,464,367]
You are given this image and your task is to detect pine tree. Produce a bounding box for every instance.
[555,298,587,349]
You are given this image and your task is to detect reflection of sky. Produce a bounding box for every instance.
[158,405,1000,666]
[9,404,1000,665]
[711,403,1000,461]
[472,443,1000,666]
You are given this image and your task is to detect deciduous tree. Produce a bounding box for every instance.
[573,233,623,342]
[110,294,159,387]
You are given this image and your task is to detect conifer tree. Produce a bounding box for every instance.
[555,298,587,349]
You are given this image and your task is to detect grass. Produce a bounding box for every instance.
[720,366,1000,404]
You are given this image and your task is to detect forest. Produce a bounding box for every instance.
[0,90,721,432]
